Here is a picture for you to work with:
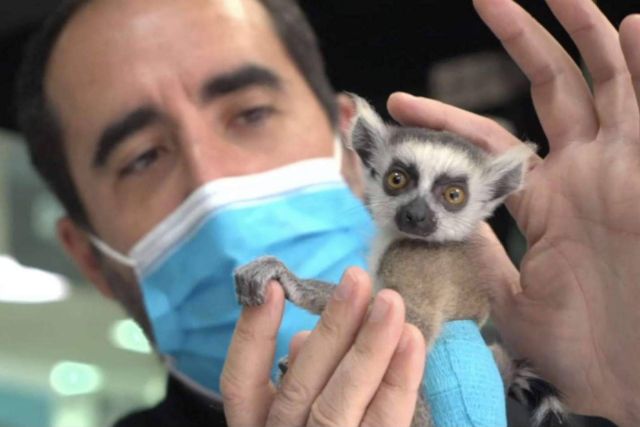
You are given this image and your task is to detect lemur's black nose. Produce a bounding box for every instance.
[396,197,436,237]
[404,207,425,223]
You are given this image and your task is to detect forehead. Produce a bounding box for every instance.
[45,0,286,143]
[50,0,275,69]
[382,128,487,182]
[389,128,485,164]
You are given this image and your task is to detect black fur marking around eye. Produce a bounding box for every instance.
[433,174,468,188]
[389,159,419,182]
[383,159,419,196]
[432,174,469,212]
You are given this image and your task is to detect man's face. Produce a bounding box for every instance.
[47,0,336,254]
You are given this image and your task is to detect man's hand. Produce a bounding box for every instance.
[387,0,640,425]
[221,267,427,427]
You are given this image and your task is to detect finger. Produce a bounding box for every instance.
[387,92,526,154]
[276,331,311,385]
[266,268,372,427]
[620,14,640,132]
[473,0,599,147]
[546,0,639,137]
[472,223,521,323]
[221,282,283,427]
[361,324,426,427]
[307,290,405,427]
[288,331,312,367]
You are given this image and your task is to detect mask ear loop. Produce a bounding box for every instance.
[88,234,137,268]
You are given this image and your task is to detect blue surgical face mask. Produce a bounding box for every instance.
[90,144,374,399]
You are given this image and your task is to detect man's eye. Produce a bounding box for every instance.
[236,106,275,127]
[119,148,162,177]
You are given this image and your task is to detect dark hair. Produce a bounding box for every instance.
[16,0,338,227]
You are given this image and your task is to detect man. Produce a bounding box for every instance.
[16,0,640,426]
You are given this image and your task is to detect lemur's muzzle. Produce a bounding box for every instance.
[395,197,436,237]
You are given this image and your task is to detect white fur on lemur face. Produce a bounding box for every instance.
[349,96,533,243]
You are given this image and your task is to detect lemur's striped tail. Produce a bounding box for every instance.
[490,344,568,427]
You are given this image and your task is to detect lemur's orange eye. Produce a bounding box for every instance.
[385,170,410,191]
[443,186,466,205]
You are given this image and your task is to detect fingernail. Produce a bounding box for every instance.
[334,272,355,301]
[368,294,390,323]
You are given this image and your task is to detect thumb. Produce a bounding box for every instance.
[472,222,521,323]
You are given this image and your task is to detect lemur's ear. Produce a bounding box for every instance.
[485,143,536,202]
[345,94,387,172]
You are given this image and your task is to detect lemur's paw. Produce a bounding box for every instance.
[277,355,290,381]
[233,256,286,306]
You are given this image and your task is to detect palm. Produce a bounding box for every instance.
[506,140,640,413]
[388,0,640,421]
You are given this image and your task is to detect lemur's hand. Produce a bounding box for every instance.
[221,267,426,427]
[234,256,291,306]
[387,1,640,425]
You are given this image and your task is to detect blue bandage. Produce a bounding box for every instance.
[422,320,506,427]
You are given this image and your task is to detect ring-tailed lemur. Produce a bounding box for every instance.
[234,95,566,427]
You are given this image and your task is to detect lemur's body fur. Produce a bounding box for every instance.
[234,95,566,427]
[379,239,488,347]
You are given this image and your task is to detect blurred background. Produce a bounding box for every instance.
[0,0,637,426]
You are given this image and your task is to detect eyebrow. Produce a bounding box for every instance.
[200,64,282,103]
[93,106,160,168]
[92,64,282,169]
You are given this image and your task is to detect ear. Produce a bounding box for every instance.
[337,92,357,138]
[57,217,114,299]
[343,93,387,172]
[485,143,535,202]
[336,94,366,198]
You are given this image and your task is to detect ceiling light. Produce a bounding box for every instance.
[49,361,104,396]
[0,256,71,304]
[109,319,152,354]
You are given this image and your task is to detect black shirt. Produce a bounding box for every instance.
[113,375,228,427]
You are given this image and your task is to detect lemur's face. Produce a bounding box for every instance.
[364,129,493,242]
[349,96,531,243]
